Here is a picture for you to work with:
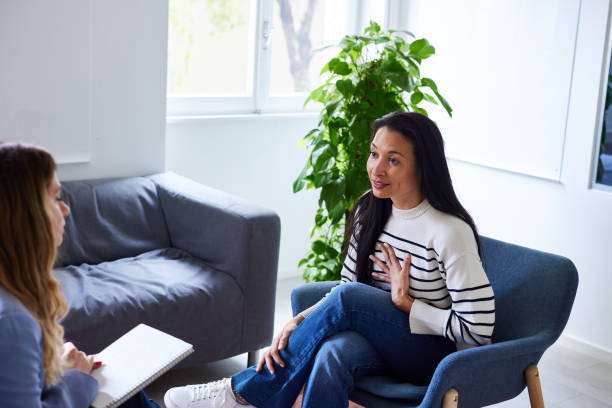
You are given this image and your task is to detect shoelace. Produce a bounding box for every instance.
[192,379,227,402]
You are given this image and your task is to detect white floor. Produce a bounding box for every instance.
[145,277,612,407]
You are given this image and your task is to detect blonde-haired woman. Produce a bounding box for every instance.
[0,143,159,407]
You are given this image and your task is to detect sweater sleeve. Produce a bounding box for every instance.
[409,253,495,346]
[0,310,99,408]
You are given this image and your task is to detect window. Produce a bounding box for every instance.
[167,0,253,96]
[166,0,391,116]
[595,52,612,187]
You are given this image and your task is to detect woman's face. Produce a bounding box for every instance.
[367,126,423,209]
[46,172,70,247]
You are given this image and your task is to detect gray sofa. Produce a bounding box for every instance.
[53,172,280,366]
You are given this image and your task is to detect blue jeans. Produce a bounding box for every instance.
[232,282,455,408]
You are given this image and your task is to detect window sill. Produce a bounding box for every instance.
[166,111,319,125]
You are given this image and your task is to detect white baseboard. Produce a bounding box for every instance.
[556,333,612,364]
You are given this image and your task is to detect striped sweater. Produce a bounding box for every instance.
[320,199,495,347]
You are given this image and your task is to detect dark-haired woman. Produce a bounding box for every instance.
[164,111,495,408]
[0,143,159,407]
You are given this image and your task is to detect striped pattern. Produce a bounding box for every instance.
[341,203,495,347]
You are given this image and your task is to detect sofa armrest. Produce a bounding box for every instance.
[149,172,281,350]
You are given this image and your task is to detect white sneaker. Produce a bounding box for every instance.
[164,378,253,408]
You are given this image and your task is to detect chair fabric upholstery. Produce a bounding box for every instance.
[291,236,579,407]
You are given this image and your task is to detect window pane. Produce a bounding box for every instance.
[167,0,252,95]
[269,0,350,95]
[597,54,612,186]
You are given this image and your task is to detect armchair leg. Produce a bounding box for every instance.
[442,388,458,408]
[247,350,259,367]
[525,364,545,408]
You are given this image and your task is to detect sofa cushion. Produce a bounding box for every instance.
[56,177,171,267]
[55,248,244,363]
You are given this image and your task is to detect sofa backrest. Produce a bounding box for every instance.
[56,177,171,267]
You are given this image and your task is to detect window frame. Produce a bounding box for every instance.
[591,7,612,191]
[166,0,395,117]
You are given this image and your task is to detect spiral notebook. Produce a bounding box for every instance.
[90,324,194,408]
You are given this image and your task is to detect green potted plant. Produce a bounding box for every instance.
[293,21,452,282]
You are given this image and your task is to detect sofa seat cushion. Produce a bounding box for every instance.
[55,247,243,363]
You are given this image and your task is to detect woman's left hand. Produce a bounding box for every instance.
[370,242,414,313]
[62,342,95,374]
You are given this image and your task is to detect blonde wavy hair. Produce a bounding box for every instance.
[0,143,67,386]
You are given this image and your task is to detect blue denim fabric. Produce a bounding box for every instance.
[232,282,455,408]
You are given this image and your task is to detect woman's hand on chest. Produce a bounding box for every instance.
[370,242,414,313]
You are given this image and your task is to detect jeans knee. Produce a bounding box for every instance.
[312,338,349,373]
[328,281,367,307]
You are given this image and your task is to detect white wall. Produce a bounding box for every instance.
[401,0,612,353]
[1,0,169,181]
[166,114,319,278]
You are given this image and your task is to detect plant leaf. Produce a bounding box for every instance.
[412,105,429,116]
[329,58,351,75]
[304,84,327,107]
[320,259,338,272]
[336,79,353,98]
[409,39,435,60]
[364,21,381,36]
[311,239,328,255]
[378,58,405,74]
[421,78,452,116]
[321,182,344,216]
[312,171,335,187]
[325,100,342,117]
[411,91,424,105]
[293,163,309,193]
[313,149,333,172]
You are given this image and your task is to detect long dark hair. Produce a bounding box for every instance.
[346,111,482,284]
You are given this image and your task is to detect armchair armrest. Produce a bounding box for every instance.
[291,281,339,317]
[420,333,550,408]
[149,172,281,349]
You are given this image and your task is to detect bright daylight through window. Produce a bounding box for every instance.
[166,0,356,115]
[167,0,252,95]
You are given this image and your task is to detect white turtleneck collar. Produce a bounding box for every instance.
[391,198,431,220]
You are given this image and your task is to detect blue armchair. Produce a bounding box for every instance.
[291,236,578,407]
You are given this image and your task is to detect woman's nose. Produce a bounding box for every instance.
[61,201,70,217]
[372,158,386,175]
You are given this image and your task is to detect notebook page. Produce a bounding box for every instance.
[90,324,193,408]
